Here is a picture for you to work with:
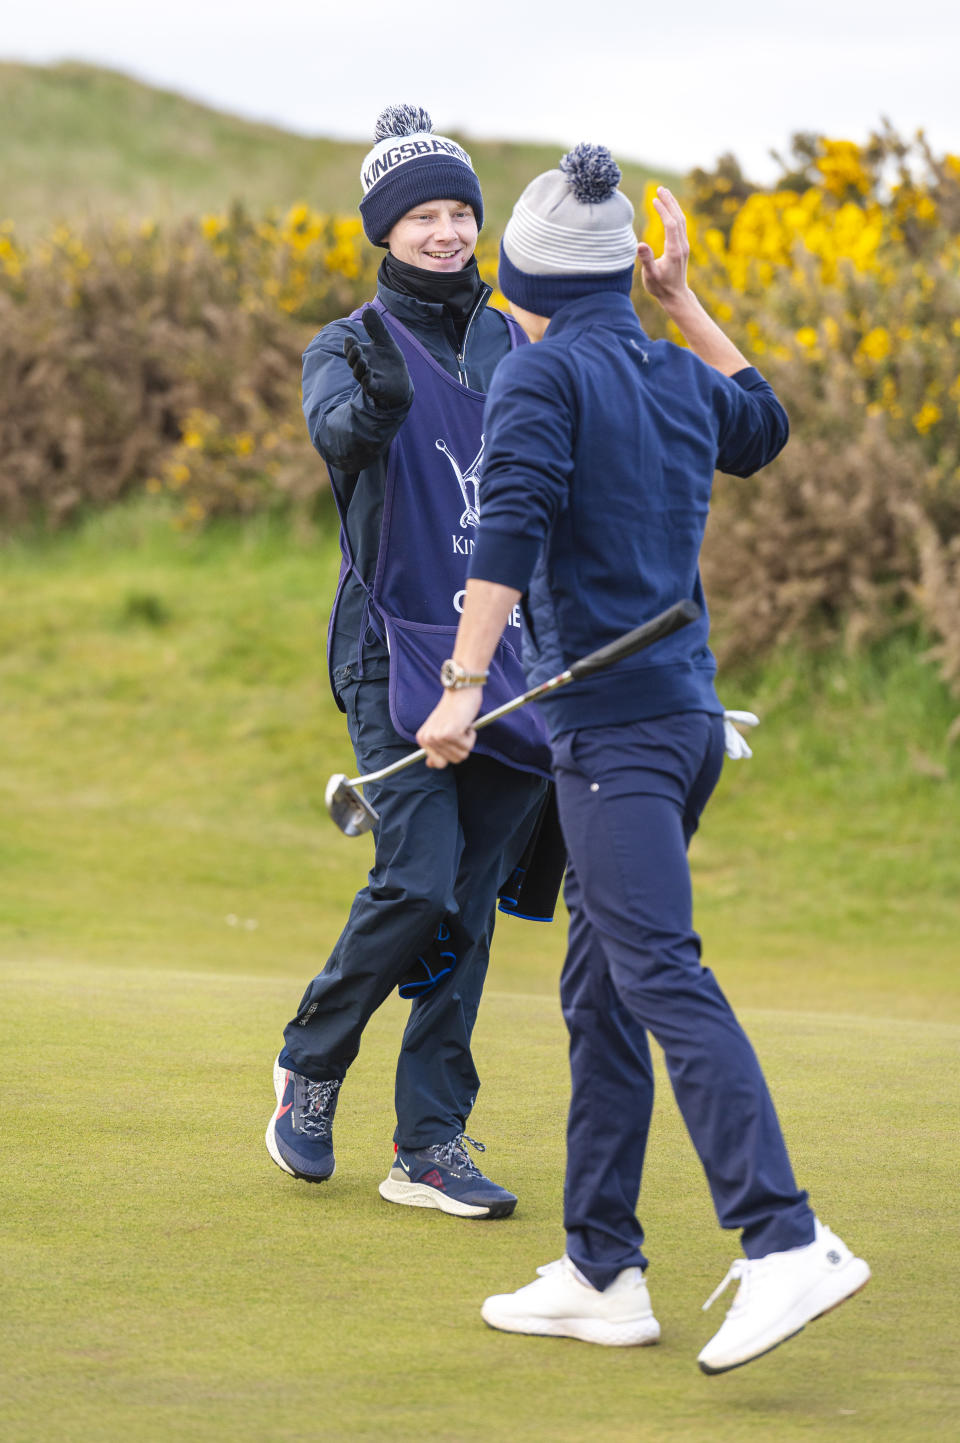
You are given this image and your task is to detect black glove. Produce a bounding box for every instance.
[342,308,413,411]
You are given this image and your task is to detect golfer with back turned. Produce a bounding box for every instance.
[265,106,555,1217]
[418,146,870,1372]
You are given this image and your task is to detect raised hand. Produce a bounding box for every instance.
[636,185,690,306]
[342,308,413,410]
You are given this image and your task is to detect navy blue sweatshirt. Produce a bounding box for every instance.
[468,291,789,735]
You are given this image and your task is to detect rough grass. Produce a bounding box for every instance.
[0,61,673,234]
[1,503,958,1441]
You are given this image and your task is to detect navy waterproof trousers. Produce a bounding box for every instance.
[551,711,815,1290]
[280,677,546,1149]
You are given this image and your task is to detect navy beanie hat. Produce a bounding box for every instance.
[499,144,637,316]
[359,105,484,247]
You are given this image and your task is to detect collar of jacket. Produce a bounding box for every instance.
[543,290,649,340]
[376,276,493,343]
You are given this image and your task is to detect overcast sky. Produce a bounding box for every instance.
[4,0,958,181]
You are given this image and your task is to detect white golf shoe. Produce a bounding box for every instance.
[697,1220,871,1374]
[481,1256,661,1347]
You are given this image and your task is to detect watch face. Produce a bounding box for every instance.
[441,659,485,689]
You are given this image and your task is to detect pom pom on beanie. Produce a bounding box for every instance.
[558,144,623,205]
[373,105,435,142]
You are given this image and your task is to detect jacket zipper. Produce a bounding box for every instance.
[456,287,490,387]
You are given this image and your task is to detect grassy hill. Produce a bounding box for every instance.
[1,501,958,1441]
[0,61,676,232]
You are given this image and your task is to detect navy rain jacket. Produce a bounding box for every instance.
[468,291,789,735]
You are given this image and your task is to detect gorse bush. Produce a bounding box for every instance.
[640,127,960,700]
[1,128,959,703]
[0,208,380,528]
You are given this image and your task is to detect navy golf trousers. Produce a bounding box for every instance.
[552,711,814,1290]
[279,676,546,1149]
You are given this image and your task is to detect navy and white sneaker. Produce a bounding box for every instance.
[265,1056,341,1183]
[378,1134,517,1218]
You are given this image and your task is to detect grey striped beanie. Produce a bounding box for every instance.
[499,144,637,315]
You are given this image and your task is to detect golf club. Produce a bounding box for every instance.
[325,598,701,835]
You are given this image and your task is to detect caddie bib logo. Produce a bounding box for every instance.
[436,435,484,529]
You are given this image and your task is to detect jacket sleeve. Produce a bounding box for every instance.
[469,348,575,592]
[713,366,790,477]
[301,319,414,474]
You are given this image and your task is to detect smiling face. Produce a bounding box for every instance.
[385,199,479,271]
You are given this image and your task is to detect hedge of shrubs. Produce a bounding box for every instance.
[1,127,958,700]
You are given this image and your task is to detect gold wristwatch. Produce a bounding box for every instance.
[440,659,489,690]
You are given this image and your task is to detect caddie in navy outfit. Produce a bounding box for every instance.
[265,106,554,1219]
[418,147,870,1369]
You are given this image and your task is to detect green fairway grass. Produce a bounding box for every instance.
[4,968,958,1443]
[2,503,959,1441]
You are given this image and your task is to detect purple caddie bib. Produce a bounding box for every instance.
[332,299,551,779]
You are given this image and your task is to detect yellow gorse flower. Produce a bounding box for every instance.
[2,126,957,527]
[858,327,893,362]
[816,140,872,198]
[913,402,942,435]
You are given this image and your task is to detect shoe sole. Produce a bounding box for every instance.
[265,1059,336,1184]
[480,1302,661,1347]
[378,1177,514,1219]
[698,1262,871,1375]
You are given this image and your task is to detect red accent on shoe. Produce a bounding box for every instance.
[276,1073,293,1118]
[422,1168,446,1190]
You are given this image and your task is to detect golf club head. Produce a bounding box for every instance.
[325,773,380,837]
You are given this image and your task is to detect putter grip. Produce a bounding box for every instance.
[567,600,701,681]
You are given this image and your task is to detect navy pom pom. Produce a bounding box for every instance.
[374,105,434,142]
[559,144,622,204]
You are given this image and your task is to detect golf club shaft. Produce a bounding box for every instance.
[346,599,700,789]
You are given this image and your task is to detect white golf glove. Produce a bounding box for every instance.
[722,709,760,760]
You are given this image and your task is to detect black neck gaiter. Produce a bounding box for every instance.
[380,253,484,342]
